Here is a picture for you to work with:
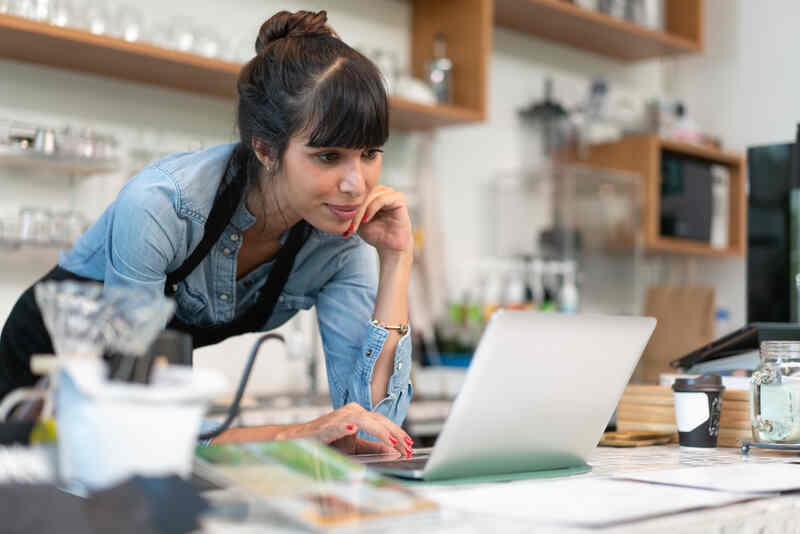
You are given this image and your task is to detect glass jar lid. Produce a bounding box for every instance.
[761,341,800,361]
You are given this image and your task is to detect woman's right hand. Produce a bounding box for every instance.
[278,402,414,457]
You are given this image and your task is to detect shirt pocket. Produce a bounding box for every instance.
[264,291,314,330]
[173,281,208,322]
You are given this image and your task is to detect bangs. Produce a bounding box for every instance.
[301,58,389,149]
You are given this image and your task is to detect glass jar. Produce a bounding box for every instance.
[750,341,800,443]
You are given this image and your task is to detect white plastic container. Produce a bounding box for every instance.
[56,359,226,491]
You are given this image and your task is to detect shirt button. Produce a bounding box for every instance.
[279,296,285,302]
[230,233,239,242]
[219,294,229,301]
[397,362,403,370]
[223,248,232,255]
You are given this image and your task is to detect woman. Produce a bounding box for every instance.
[0,10,414,457]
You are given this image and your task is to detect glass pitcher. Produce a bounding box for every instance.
[750,341,800,443]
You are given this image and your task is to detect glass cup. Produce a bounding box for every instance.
[31,0,49,21]
[165,16,195,52]
[9,0,35,18]
[115,4,144,42]
[52,210,86,245]
[193,26,220,58]
[0,217,20,246]
[82,0,111,35]
[47,0,71,27]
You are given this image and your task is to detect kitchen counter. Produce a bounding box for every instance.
[200,444,800,533]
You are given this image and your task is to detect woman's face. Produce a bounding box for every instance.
[278,135,383,233]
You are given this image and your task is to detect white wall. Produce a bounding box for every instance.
[661,0,800,332]
[0,1,667,396]
[433,27,663,296]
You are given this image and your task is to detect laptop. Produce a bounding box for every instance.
[360,310,656,481]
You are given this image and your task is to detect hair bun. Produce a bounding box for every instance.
[255,10,335,55]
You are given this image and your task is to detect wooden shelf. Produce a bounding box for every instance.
[648,237,743,258]
[389,97,483,130]
[0,13,484,131]
[659,138,742,166]
[494,0,702,61]
[564,134,746,257]
[0,146,120,176]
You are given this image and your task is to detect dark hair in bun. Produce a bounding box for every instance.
[237,10,388,191]
[255,10,336,54]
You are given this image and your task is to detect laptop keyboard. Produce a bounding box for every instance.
[367,457,429,471]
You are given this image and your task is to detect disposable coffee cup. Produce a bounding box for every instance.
[672,375,725,448]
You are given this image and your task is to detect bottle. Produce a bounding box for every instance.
[558,261,580,313]
[710,165,730,249]
[373,49,397,95]
[539,260,559,312]
[529,258,545,308]
[426,33,453,105]
[504,261,528,310]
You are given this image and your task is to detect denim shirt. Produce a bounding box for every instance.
[59,143,412,426]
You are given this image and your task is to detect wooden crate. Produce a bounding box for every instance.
[617,385,751,447]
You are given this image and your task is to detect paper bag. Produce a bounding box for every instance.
[631,286,715,384]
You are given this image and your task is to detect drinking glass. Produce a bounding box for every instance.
[165,16,194,52]
[193,26,220,58]
[9,0,35,18]
[115,4,144,42]
[47,0,71,27]
[83,0,111,35]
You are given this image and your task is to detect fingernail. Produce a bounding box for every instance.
[346,424,355,431]
[404,436,413,446]
[349,223,354,232]
[405,447,413,456]
[362,215,367,222]
[389,436,398,445]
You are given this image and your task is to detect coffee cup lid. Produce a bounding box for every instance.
[672,374,725,393]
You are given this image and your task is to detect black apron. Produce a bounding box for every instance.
[164,145,311,347]
[0,146,310,398]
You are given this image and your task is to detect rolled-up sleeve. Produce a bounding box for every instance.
[315,238,413,428]
[102,168,184,297]
[353,321,413,426]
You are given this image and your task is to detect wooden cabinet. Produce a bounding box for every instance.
[565,135,745,257]
[0,5,492,131]
[495,0,703,61]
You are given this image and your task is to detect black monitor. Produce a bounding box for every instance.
[671,128,800,370]
[746,127,800,323]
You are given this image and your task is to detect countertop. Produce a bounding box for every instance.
[201,444,800,533]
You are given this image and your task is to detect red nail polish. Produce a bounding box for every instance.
[362,215,367,223]
[346,425,355,431]
[349,223,354,232]
[389,436,398,445]
[404,436,413,445]
[405,447,413,456]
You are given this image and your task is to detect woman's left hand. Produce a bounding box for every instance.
[348,185,412,258]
